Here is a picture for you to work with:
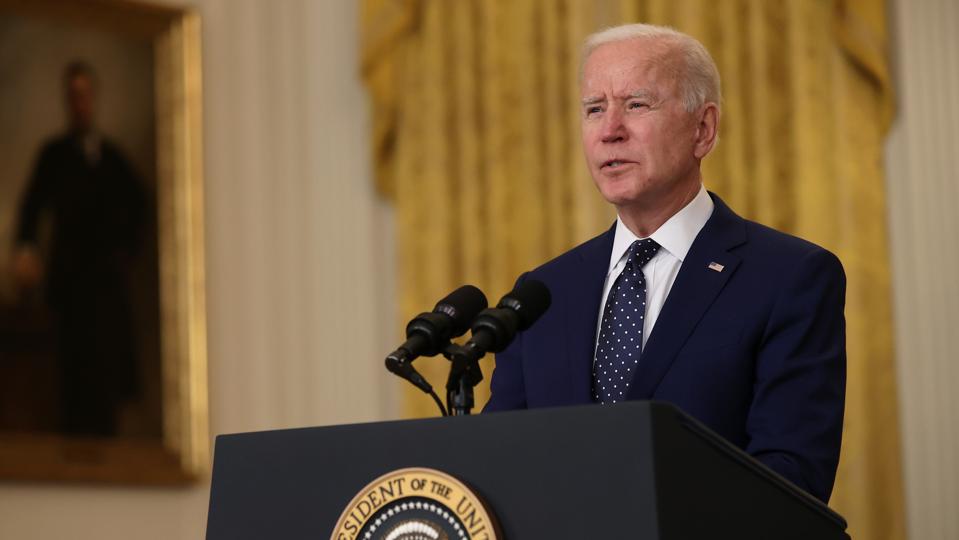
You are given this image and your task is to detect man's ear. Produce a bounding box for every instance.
[693,103,719,159]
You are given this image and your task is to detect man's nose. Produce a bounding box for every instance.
[600,108,627,143]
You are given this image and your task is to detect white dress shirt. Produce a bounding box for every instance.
[594,185,714,356]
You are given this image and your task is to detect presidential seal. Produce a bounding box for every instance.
[331,467,500,540]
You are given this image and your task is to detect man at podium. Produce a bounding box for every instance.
[484,24,845,506]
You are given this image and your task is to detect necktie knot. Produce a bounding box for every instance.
[627,238,660,269]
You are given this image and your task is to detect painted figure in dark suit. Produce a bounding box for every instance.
[484,25,845,504]
[13,61,146,437]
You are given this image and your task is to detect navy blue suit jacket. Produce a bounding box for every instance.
[484,193,846,504]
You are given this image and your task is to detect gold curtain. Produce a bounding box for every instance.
[360,1,904,538]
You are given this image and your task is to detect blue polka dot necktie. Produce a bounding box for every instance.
[593,238,661,404]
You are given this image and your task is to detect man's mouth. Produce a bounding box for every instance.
[601,159,633,170]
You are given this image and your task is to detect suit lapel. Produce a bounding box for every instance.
[565,223,615,404]
[627,194,747,400]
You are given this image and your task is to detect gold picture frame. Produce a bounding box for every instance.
[0,0,207,484]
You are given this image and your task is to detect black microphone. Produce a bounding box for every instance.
[464,279,551,357]
[385,285,488,390]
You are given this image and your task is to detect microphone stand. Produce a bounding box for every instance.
[442,343,485,415]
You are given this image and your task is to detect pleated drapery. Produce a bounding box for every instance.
[360,1,904,538]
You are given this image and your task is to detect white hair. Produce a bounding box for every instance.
[581,23,722,113]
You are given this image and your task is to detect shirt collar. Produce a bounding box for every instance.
[608,184,714,269]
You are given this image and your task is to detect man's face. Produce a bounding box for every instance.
[580,38,702,210]
[66,74,96,132]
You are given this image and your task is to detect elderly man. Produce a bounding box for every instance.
[484,24,846,505]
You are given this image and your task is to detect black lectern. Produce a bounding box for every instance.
[206,401,849,539]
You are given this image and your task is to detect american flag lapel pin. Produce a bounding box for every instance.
[708,262,725,272]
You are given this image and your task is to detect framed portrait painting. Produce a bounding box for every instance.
[0,0,207,484]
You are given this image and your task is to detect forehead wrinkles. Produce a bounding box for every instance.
[581,38,683,100]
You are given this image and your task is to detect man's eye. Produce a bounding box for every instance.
[628,101,648,110]
[586,106,602,116]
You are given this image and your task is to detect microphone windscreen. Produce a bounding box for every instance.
[434,285,488,335]
[498,279,551,330]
